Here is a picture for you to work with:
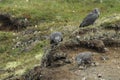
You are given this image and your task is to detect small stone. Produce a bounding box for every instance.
[15,5,17,7]
[79,66,84,70]
[76,36,80,39]
[35,25,38,28]
[34,31,38,34]
[99,78,105,80]
[97,73,102,78]
[64,59,71,64]
[95,62,99,66]
[13,33,16,35]
[12,39,15,42]
[26,0,29,2]
[91,62,99,66]
[114,56,119,58]
[82,77,87,80]
[111,59,117,63]
[72,10,75,13]
[114,48,117,50]
[50,28,53,31]
[40,74,43,77]
[100,56,109,61]
[104,48,109,52]
[16,37,19,39]
[91,63,95,66]
[117,66,120,69]
[16,41,21,45]
[12,48,15,50]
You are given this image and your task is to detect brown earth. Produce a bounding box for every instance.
[18,47,120,80]
[0,13,29,32]
[15,23,120,80]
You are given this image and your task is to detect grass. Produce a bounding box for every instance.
[0,41,45,79]
[0,0,120,23]
[0,31,14,53]
[0,0,120,79]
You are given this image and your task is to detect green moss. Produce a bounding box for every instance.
[0,32,14,53]
[0,0,120,23]
[100,18,120,29]
[5,61,21,69]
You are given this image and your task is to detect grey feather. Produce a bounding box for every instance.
[79,8,100,27]
[75,52,93,66]
[50,32,63,46]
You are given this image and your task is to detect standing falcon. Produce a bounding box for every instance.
[75,52,93,66]
[79,8,100,27]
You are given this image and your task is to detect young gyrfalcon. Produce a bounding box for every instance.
[79,8,100,27]
[50,32,63,48]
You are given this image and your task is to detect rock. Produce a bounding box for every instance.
[117,66,120,69]
[40,49,55,67]
[94,62,100,66]
[100,56,109,61]
[88,40,106,53]
[15,41,21,48]
[64,59,71,64]
[79,66,85,70]
[16,37,19,39]
[103,38,120,47]
[82,77,87,80]
[91,62,100,66]
[12,39,15,42]
[78,40,107,52]
[104,48,109,52]
[97,73,102,78]
[51,60,65,67]
[26,0,29,2]
[40,47,68,68]
[76,35,80,39]
[53,53,67,61]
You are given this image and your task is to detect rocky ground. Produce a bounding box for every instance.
[21,47,120,80]
[12,18,120,80]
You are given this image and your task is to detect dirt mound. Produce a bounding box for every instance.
[13,19,120,80]
[21,66,75,80]
[100,20,120,33]
[18,47,120,80]
[0,13,29,31]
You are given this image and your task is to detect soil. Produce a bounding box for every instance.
[0,13,29,31]
[17,24,120,80]
[19,47,120,80]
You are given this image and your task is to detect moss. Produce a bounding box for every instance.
[101,19,120,29]
[0,0,120,23]
[5,61,21,69]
